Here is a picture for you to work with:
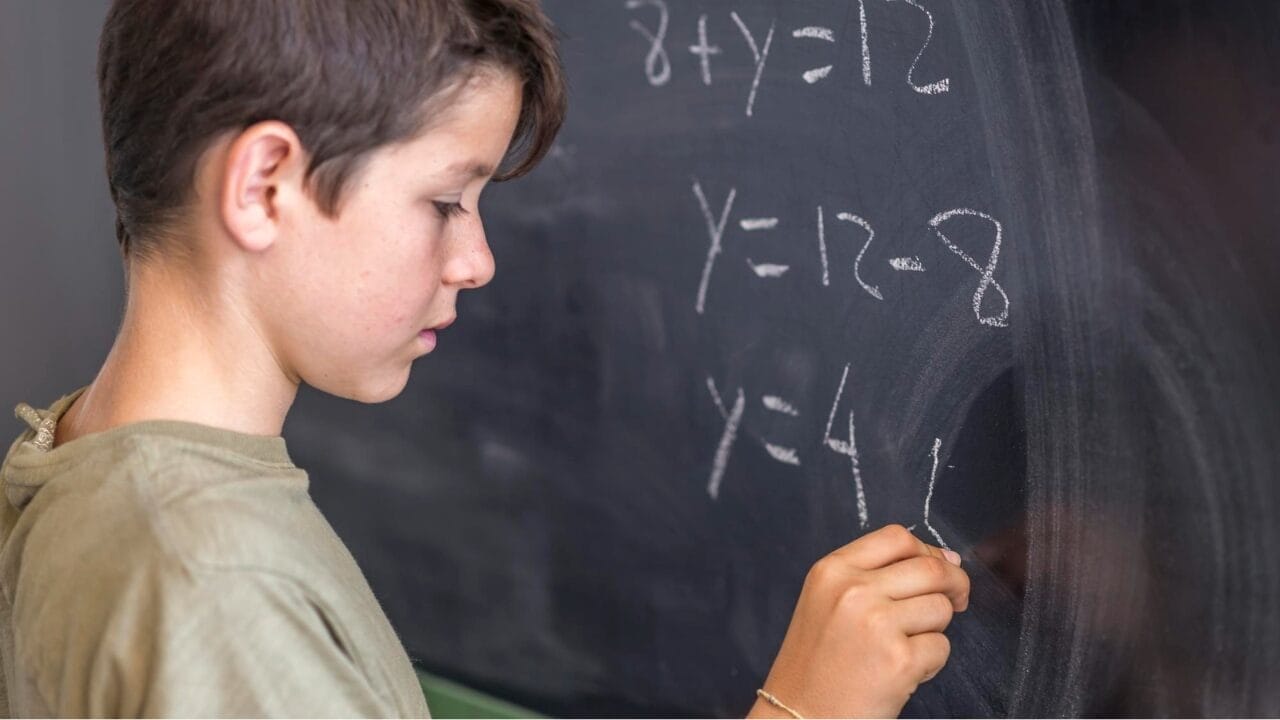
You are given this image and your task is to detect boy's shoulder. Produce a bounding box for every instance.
[1,409,366,618]
[0,400,428,717]
[8,430,305,564]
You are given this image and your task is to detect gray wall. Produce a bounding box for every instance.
[1,1,120,417]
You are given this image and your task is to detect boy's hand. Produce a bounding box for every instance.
[747,524,970,719]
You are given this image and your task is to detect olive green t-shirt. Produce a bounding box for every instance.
[0,386,431,717]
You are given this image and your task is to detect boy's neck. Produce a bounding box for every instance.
[56,257,299,448]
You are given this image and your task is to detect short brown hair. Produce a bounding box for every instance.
[97,0,567,264]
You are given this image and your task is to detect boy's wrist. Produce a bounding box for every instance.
[746,695,796,719]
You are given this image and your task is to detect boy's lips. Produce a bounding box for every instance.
[417,316,454,353]
[417,328,438,351]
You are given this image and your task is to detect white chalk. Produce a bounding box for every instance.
[625,0,672,87]
[791,26,834,41]
[822,363,852,450]
[688,14,721,86]
[764,443,801,466]
[792,26,835,84]
[762,395,800,416]
[849,409,868,529]
[739,217,779,231]
[888,256,926,272]
[747,258,789,278]
[921,437,949,550]
[857,0,871,86]
[730,12,775,117]
[929,208,1010,327]
[889,0,950,94]
[692,180,737,315]
[816,206,829,286]
[821,363,868,529]
[802,66,834,84]
[837,211,882,300]
[708,385,745,500]
[706,377,727,420]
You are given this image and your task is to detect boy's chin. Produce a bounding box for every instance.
[307,365,413,406]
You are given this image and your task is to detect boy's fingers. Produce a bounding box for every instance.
[891,593,956,636]
[874,555,971,610]
[834,524,951,571]
[907,632,952,684]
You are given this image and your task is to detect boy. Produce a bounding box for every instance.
[0,0,969,716]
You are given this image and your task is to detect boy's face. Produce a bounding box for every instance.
[249,70,522,404]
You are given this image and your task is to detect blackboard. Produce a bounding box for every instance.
[285,0,1280,715]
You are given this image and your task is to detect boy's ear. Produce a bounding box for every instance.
[219,120,307,253]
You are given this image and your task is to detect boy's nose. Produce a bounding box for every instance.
[441,222,495,289]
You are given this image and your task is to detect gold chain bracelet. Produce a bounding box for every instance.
[756,688,804,719]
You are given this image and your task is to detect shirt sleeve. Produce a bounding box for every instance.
[86,564,399,718]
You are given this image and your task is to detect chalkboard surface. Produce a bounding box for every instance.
[286,1,1280,716]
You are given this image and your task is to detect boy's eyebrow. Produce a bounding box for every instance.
[443,160,495,180]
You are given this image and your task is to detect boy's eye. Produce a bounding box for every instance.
[432,200,468,220]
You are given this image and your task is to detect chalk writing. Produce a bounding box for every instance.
[816,206,830,286]
[670,4,987,547]
[924,437,947,548]
[764,444,801,466]
[625,0,671,87]
[838,211,882,301]
[627,1,957,113]
[692,186,1011,323]
[729,12,775,117]
[739,217,778,231]
[791,26,835,84]
[747,258,790,278]
[688,14,721,85]
[857,0,871,85]
[889,0,951,94]
[706,378,745,499]
[822,363,869,529]
[692,179,736,315]
[889,256,926,272]
[908,438,951,549]
[930,208,1009,327]
[706,378,811,496]
[763,395,800,416]
[760,394,803,467]
[791,26,834,42]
